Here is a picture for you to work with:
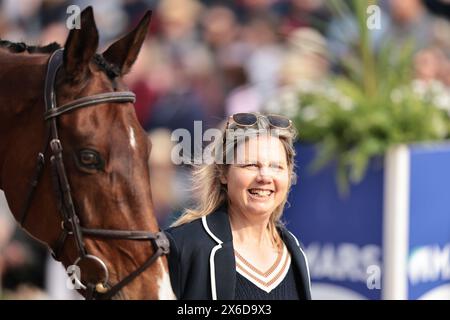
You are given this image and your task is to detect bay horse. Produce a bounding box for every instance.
[0,7,175,299]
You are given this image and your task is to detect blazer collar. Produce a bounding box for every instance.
[202,207,311,300]
[202,205,235,299]
[279,226,312,299]
[204,205,233,244]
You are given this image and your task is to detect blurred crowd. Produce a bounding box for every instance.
[1,0,450,299]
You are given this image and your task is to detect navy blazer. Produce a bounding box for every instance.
[165,206,311,300]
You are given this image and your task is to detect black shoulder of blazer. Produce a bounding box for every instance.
[164,206,312,300]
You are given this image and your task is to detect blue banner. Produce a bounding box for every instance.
[408,143,450,299]
[285,144,383,300]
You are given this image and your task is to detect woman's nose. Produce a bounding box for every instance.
[256,167,273,182]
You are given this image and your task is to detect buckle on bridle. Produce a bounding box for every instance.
[73,254,110,293]
[155,232,170,255]
[50,139,63,154]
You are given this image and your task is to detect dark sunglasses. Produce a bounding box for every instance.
[227,113,292,129]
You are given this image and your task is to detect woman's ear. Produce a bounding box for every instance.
[220,175,227,185]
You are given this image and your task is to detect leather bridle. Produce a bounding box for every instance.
[18,48,170,300]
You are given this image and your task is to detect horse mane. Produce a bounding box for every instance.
[0,39,120,79]
[0,39,61,54]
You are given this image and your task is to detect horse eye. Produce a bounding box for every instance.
[78,150,102,169]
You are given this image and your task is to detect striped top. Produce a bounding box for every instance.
[235,243,291,293]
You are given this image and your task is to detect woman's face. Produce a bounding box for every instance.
[222,135,290,218]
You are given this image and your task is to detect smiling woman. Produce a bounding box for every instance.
[165,112,311,300]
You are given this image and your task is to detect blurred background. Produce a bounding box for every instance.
[1,0,450,299]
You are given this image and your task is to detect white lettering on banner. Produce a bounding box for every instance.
[306,242,381,283]
[408,244,450,285]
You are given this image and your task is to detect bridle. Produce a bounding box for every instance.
[18,48,170,300]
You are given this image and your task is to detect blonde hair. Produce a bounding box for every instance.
[171,114,297,248]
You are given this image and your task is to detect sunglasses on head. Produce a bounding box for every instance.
[227,113,292,129]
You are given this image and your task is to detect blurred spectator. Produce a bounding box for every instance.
[201,5,241,52]
[1,0,42,39]
[279,27,330,85]
[38,0,68,29]
[383,0,450,53]
[1,192,48,299]
[140,33,208,135]
[144,69,207,143]
[0,11,7,35]
[1,191,15,297]
[243,15,284,102]
[414,46,446,82]
[276,0,330,37]
[123,0,156,27]
[438,57,450,86]
[233,0,276,23]
[124,39,160,126]
[224,65,262,116]
[326,3,389,64]
[423,0,450,20]
[327,0,450,69]
[1,228,48,298]
[157,0,203,55]
[414,46,450,85]
[154,0,224,128]
[0,192,15,293]
[148,129,178,228]
[38,22,68,47]
[76,0,128,46]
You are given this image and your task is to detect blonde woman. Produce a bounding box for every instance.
[165,113,311,300]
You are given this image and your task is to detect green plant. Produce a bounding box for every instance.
[271,0,450,193]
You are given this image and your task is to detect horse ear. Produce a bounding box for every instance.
[63,6,99,82]
[102,11,152,75]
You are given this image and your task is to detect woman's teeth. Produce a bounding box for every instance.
[248,189,273,197]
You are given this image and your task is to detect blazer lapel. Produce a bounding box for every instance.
[279,227,312,299]
[203,209,312,300]
[203,207,236,300]
[213,240,236,299]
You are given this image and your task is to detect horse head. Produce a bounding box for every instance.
[0,7,175,299]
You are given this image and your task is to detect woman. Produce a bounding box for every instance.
[165,112,311,300]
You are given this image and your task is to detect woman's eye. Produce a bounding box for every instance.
[245,163,258,168]
[271,164,284,170]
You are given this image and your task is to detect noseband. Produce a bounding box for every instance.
[18,49,170,300]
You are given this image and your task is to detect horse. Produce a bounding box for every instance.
[0,7,175,300]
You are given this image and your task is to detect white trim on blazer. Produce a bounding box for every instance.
[288,230,312,295]
[202,216,223,300]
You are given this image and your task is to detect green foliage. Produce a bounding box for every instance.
[277,0,450,193]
